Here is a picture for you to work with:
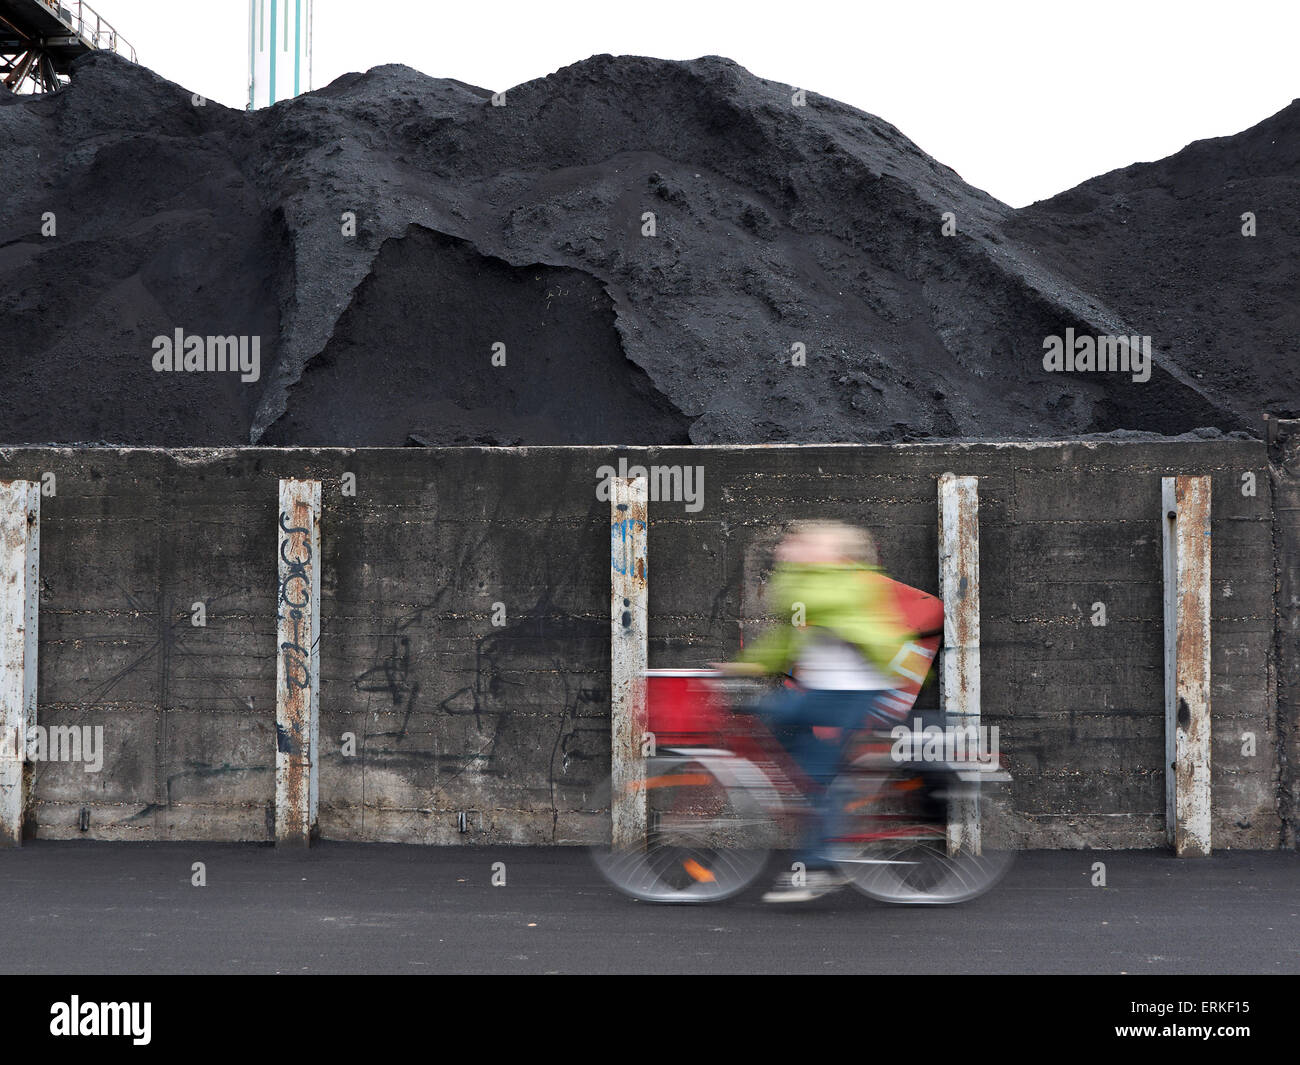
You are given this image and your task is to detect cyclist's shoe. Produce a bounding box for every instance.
[762,868,846,903]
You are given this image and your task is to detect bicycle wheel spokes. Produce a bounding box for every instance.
[828,768,1019,904]
[591,757,777,903]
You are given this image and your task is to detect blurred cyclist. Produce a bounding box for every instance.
[723,521,915,903]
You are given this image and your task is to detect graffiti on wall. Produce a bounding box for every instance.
[277,509,313,695]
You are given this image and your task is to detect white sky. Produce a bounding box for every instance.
[98,0,1298,207]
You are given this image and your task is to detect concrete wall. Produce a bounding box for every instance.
[0,439,1286,848]
[1269,419,1300,848]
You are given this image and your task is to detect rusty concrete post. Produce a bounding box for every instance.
[276,479,320,846]
[610,475,648,847]
[1162,475,1212,856]
[939,473,980,854]
[0,481,39,848]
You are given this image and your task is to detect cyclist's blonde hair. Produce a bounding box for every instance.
[787,521,878,566]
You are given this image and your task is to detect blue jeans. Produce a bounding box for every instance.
[756,686,890,871]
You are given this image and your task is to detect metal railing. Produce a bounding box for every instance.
[42,0,137,62]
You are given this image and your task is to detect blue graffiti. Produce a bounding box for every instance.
[610,518,647,577]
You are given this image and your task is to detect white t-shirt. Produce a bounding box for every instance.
[795,629,892,691]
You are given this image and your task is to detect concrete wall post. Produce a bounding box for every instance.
[276,478,320,846]
[0,481,39,847]
[939,473,980,853]
[610,476,648,847]
[1162,475,1212,857]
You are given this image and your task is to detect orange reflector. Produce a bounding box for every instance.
[633,772,711,791]
[683,859,716,883]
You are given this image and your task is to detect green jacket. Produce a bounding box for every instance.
[738,562,914,674]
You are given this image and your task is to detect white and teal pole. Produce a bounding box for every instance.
[249,0,313,110]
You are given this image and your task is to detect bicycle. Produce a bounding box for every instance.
[591,581,1022,904]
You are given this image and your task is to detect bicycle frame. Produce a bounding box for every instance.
[644,574,948,807]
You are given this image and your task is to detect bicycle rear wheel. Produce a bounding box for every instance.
[590,755,778,903]
[826,765,1020,904]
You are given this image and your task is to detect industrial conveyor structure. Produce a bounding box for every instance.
[0,0,135,94]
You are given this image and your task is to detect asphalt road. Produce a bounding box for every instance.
[0,843,1296,974]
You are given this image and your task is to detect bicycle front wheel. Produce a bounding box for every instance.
[590,755,778,903]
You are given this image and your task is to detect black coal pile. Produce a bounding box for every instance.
[0,50,1291,446]
[1008,103,1300,426]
